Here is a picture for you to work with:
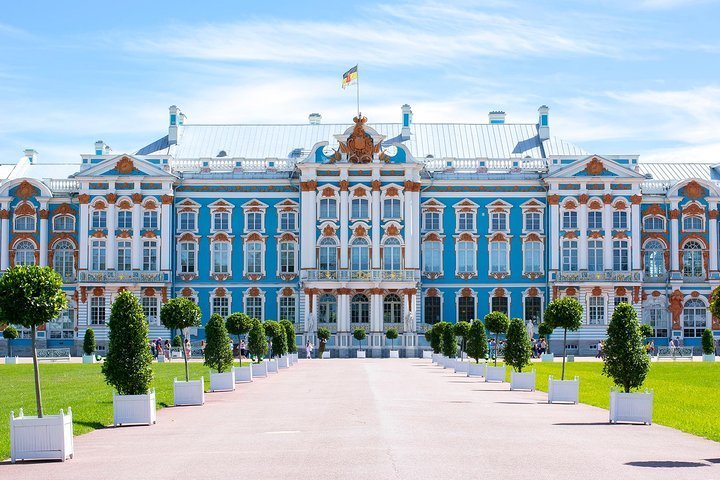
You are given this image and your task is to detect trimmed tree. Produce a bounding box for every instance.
[504,318,532,373]
[386,327,399,349]
[265,320,288,357]
[639,323,654,340]
[702,328,715,355]
[428,323,444,354]
[226,312,253,346]
[3,325,18,357]
[454,320,471,358]
[440,322,457,358]
[317,327,331,357]
[543,297,583,380]
[279,320,297,354]
[204,313,234,373]
[102,290,153,396]
[484,312,509,366]
[172,334,183,348]
[160,297,202,382]
[247,320,268,362]
[538,322,553,343]
[82,328,96,356]
[465,319,488,364]
[353,327,367,350]
[0,265,67,417]
[602,302,650,393]
[710,285,720,319]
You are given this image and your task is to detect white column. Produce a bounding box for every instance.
[300,181,317,270]
[371,292,383,332]
[578,197,588,270]
[371,179,381,269]
[106,198,117,270]
[0,203,9,271]
[161,196,172,271]
[339,180,349,269]
[78,200,89,270]
[603,196,613,270]
[39,205,49,267]
[404,181,414,268]
[131,195,142,269]
[549,200,559,271]
[338,292,350,332]
[670,201,680,272]
[709,202,718,273]
[631,198,642,271]
[411,187,421,271]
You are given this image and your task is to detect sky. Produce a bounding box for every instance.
[0,0,719,165]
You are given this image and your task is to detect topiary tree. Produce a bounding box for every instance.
[247,319,267,362]
[160,297,202,382]
[353,327,367,350]
[702,328,715,355]
[440,322,457,358]
[543,297,583,380]
[639,323,654,340]
[0,265,67,417]
[226,312,253,346]
[172,334,183,348]
[504,318,532,373]
[428,323,444,354]
[102,290,153,397]
[317,327,331,358]
[602,302,650,393]
[454,320,471,358]
[465,319,488,364]
[710,285,720,319]
[279,320,297,354]
[484,312,509,366]
[203,313,234,373]
[265,320,288,357]
[3,325,19,357]
[538,322,553,343]
[386,327,399,349]
[83,328,96,356]
[263,320,278,356]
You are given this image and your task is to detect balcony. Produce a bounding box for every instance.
[304,269,420,282]
[77,270,171,283]
[555,270,642,283]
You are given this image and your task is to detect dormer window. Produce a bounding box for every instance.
[458,212,475,231]
[490,212,507,232]
[213,211,230,231]
[14,215,36,232]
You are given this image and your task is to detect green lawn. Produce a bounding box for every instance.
[0,360,248,460]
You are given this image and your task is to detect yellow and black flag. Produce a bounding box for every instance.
[342,65,358,89]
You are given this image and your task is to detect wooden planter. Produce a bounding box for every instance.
[10,408,74,463]
[548,376,579,404]
[485,365,507,383]
[233,365,253,382]
[510,370,536,391]
[609,390,653,424]
[173,378,205,406]
[210,371,236,392]
[113,390,157,426]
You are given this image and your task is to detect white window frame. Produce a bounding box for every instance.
[143,210,159,230]
[489,240,510,274]
[53,215,75,232]
[522,240,543,275]
[178,240,198,274]
[588,296,606,325]
[91,210,107,230]
[456,240,477,275]
[278,240,297,275]
[116,240,132,271]
[244,294,263,321]
[177,211,197,232]
[422,240,443,275]
[142,296,160,326]
[244,241,265,276]
[90,239,106,271]
[117,210,133,230]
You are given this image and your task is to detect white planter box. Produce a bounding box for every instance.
[467,362,486,377]
[442,357,454,369]
[251,362,268,377]
[156,355,165,363]
[278,356,290,369]
[173,378,205,406]
[233,365,253,382]
[322,351,330,359]
[510,370,536,391]
[5,356,19,364]
[10,408,73,463]
[82,355,95,364]
[703,354,716,362]
[610,390,653,424]
[267,359,279,373]
[485,365,507,383]
[431,353,440,364]
[113,390,156,426]
[422,350,433,359]
[454,360,469,374]
[389,350,400,358]
[288,353,297,364]
[293,353,299,363]
[548,376,579,404]
[357,350,366,358]
[566,355,575,362]
[541,353,555,362]
[210,370,236,392]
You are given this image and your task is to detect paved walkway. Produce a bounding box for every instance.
[4,359,719,479]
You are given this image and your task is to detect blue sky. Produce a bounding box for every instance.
[1,0,719,164]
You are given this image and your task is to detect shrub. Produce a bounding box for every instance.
[505,318,532,372]
[226,312,253,344]
[428,323,443,354]
[440,322,457,358]
[538,322,554,341]
[465,319,488,363]
[204,313,234,373]
[172,334,183,348]
[279,320,297,354]
[160,297,202,382]
[82,328,96,356]
[247,320,268,362]
[454,320,471,356]
[710,286,720,319]
[639,323,654,340]
[3,325,19,357]
[484,312,509,366]
[264,320,288,357]
[317,327,331,357]
[386,327,399,349]
[702,328,715,355]
[602,303,650,393]
[353,327,367,349]
[102,291,153,396]
[544,297,583,380]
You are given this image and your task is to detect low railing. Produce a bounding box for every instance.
[424,157,547,173]
[36,348,71,361]
[78,270,171,283]
[304,269,420,282]
[47,179,80,193]
[555,270,642,282]
[171,157,296,173]
[656,346,693,360]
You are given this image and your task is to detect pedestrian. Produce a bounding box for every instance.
[595,341,603,358]
[150,340,157,359]
[156,341,163,359]
[239,339,246,359]
[305,341,313,359]
[200,339,206,355]
[185,338,191,359]
[164,339,171,361]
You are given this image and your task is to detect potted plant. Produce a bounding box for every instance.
[160,298,204,406]
[81,328,96,364]
[279,319,298,364]
[204,313,235,391]
[353,327,367,358]
[386,327,400,358]
[421,327,433,359]
[317,326,331,359]
[506,318,535,390]
[702,328,716,362]
[426,324,443,364]
[466,319,488,377]
[0,265,72,462]
[269,320,290,368]
[262,320,282,372]
[538,322,555,362]
[102,291,156,426]
[227,312,254,381]
[544,297,583,403]
[484,312,509,382]
[452,321,471,373]
[3,325,19,364]
[603,303,652,424]
[248,320,268,377]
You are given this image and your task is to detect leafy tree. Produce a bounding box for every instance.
[102,290,153,396]
[386,327,399,349]
[204,313,234,373]
[160,297,202,381]
[710,286,720,319]
[484,312,509,366]
[247,320,267,362]
[317,327,331,358]
[538,322,554,342]
[465,319,488,363]
[702,328,715,355]
[264,320,288,357]
[279,319,297,354]
[602,303,650,393]
[639,323,654,340]
[0,265,66,417]
[504,318,532,372]
[226,312,253,345]
[353,327,367,349]
[454,320,471,357]
[427,323,444,354]
[440,322,457,358]
[82,328,96,356]
[3,325,18,357]
[172,334,183,348]
[544,297,583,380]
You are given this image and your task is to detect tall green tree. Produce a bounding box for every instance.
[453,320,471,358]
[317,327,331,357]
[226,312,253,345]
[701,328,715,356]
[484,312,509,366]
[102,291,154,396]
[538,322,553,343]
[160,297,202,381]
[544,297,583,380]
[247,320,268,362]
[353,327,367,350]
[82,328,96,356]
[263,320,288,357]
[279,319,297,354]
[0,265,66,417]
[427,324,443,354]
[504,318,532,372]
[3,325,18,357]
[602,303,650,393]
[465,319,488,363]
[386,327,399,349]
[204,313,234,373]
[440,322,457,358]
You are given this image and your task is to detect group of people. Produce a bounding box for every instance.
[532,338,549,358]
[149,337,192,360]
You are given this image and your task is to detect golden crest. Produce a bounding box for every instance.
[116,156,135,174]
[340,116,374,164]
[16,180,37,199]
[683,181,704,200]
[585,157,604,176]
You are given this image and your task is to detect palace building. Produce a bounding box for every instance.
[0,104,718,356]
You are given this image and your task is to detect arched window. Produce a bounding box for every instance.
[318,237,338,271]
[683,241,703,278]
[53,215,75,232]
[683,215,703,232]
[683,298,707,337]
[383,294,402,324]
[212,241,230,274]
[561,239,578,271]
[383,237,401,270]
[351,197,369,220]
[457,241,476,273]
[644,240,665,278]
[350,237,370,271]
[489,241,508,273]
[53,240,75,280]
[643,216,665,231]
[383,198,401,219]
[423,241,442,273]
[351,294,370,323]
[14,240,35,266]
[318,294,337,324]
[319,198,337,220]
[14,215,35,232]
[523,241,542,274]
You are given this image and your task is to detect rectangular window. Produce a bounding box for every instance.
[423,241,442,274]
[587,240,604,272]
[212,242,230,274]
[523,241,543,274]
[614,296,629,306]
[117,210,132,229]
[491,297,509,316]
[90,297,106,325]
[457,241,476,273]
[613,211,628,229]
[458,212,475,231]
[245,296,263,320]
[524,297,542,324]
[458,297,474,323]
[383,198,401,219]
[613,240,629,271]
[490,212,507,231]
[143,241,158,271]
[246,212,262,230]
[143,211,158,230]
[246,242,263,274]
[561,240,578,271]
[424,297,441,324]
[562,211,577,229]
[178,212,196,231]
[91,210,107,229]
[213,212,230,231]
[279,296,296,323]
[179,242,197,274]
[351,198,369,219]
[142,296,159,325]
[647,306,668,338]
[319,199,337,219]
[212,297,230,318]
[91,240,106,271]
[643,216,665,231]
[279,212,296,231]
[588,297,605,325]
[490,242,508,273]
[424,212,440,231]
[279,242,296,274]
[524,212,541,231]
[588,211,603,230]
[116,240,132,271]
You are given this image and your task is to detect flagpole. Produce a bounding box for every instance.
[356,64,360,117]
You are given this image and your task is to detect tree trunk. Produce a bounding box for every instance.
[494,333,499,366]
[181,330,189,382]
[561,328,567,381]
[31,325,43,418]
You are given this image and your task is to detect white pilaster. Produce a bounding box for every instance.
[78,200,89,270]
[603,197,613,270]
[39,208,49,267]
[411,187,421,271]
[710,201,718,273]
[631,199,642,271]
[161,198,172,270]
[340,178,349,269]
[300,181,317,270]
[404,181,414,268]
[549,201,559,270]
[131,196,142,270]
[371,179,381,269]
[670,200,680,272]
[106,199,117,270]
[338,293,350,332]
[0,199,10,271]
[578,198,588,270]
[371,293,383,332]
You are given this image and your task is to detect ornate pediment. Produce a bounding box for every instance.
[338,116,381,164]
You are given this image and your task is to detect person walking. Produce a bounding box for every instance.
[164,339,171,361]
[185,338,192,359]
[305,341,313,359]
[239,339,246,359]
[595,341,603,358]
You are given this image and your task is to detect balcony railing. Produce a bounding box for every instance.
[77,270,171,283]
[555,270,642,282]
[304,269,420,282]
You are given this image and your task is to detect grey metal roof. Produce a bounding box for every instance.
[0,162,80,181]
[638,162,715,181]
